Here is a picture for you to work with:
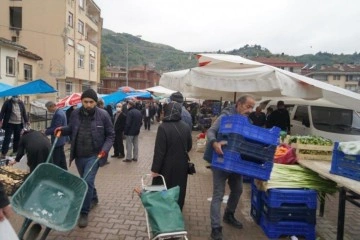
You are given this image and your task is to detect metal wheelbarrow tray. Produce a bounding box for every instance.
[11,162,88,232]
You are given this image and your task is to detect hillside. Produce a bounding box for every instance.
[101,29,360,72]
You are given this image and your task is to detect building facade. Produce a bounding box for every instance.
[252,56,305,74]
[100,65,161,94]
[0,0,103,100]
[303,64,360,92]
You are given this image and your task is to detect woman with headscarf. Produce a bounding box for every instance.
[151,102,192,210]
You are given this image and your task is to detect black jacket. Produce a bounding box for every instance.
[0,182,9,208]
[124,107,142,136]
[114,112,126,133]
[267,108,290,131]
[0,99,28,129]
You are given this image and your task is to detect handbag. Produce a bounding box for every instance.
[172,123,196,175]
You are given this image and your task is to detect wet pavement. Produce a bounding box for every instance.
[9,123,360,240]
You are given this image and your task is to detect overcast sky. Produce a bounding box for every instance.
[95,0,360,56]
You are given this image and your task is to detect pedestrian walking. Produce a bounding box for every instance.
[142,102,151,130]
[0,96,29,158]
[123,100,142,162]
[204,94,255,240]
[112,103,126,159]
[170,92,193,130]
[44,101,68,170]
[55,88,115,228]
[151,102,192,210]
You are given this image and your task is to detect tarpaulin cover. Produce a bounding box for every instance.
[0,79,56,97]
[11,163,87,232]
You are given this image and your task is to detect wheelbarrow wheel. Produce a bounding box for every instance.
[25,223,42,240]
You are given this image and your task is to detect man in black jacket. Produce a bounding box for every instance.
[0,96,29,158]
[112,103,126,158]
[266,100,290,132]
[123,100,142,162]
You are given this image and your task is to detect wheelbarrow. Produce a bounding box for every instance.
[11,133,100,240]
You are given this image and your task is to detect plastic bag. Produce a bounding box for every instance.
[0,218,19,240]
[274,144,297,164]
[196,139,207,153]
[140,186,185,236]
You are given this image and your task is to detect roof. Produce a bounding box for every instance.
[308,64,360,74]
[252,56,305,67]
[0,37,26,50]
[18,49,42,61]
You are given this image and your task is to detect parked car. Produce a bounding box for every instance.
[260,98,360,142]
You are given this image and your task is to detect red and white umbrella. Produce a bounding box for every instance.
[56,93,82,108]
[118,86,135,93]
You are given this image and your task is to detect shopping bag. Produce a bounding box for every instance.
[0,218,19,240]
[140,186,185,236]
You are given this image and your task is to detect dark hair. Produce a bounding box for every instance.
[277,101,285,107]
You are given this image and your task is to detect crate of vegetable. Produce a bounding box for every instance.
[289,135,334,161]
[0,166,29,195]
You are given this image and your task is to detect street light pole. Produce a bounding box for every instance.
[126,43,128,86]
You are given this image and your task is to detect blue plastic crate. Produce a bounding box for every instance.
[263,203,316,224]
[218,133,276,163]
[251,183,264,210]
[263,189,317,209]
[218,115,281,145]
[330,142,360,181]
[250,203,262,224]
[260,217,316,240]
[212,150,273,180]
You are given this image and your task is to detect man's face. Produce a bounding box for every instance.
[46,105,56,113]
[82,98,97,110]
[236,97,255,116]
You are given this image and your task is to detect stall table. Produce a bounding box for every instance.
[297,159,360,240]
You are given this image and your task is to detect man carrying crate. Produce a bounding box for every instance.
[204,95,255,240]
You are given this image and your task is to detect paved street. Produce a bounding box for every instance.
[9,123,360,240]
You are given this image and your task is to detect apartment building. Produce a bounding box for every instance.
[0,37,43,107]
[0,0,103,100]
[252,56,305,74]
[100,65,161,94]
[303,64,360,92]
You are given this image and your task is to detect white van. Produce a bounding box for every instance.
[260,98,360,142]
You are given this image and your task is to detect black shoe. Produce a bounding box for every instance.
[90,199,99,209]
[118,154,125,159]
[78,213,88,228]
[211,227,223,240]
[132,158,138,162]
[111,154,119,158]
[123,159,132,162]
[223,212,243,229]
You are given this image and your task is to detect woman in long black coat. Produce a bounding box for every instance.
[151,102,192,210]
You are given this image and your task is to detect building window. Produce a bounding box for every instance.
[6,57,15,76]
[78,54,84,68]
[333,75,340,80]
[68,12,73,27]
[78,20,84,35]
[79,0,84,9]
[66,81,73,95]
[24,64,32,81]
[67,38,74,47]
[90,50,95,58]
[90,59,95,72]
[9,7,22,30]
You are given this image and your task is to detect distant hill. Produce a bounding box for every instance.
[101,29,360,72]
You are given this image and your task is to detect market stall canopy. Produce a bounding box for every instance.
[0,79,57,97]
[56,93,82,108]
[0,82,13,92]
[160,54,360,111]
[145,86,176,96]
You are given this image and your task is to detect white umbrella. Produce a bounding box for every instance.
[160,53,360,111]
[145,86,176,97]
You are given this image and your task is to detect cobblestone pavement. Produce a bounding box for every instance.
[9,123,360,240]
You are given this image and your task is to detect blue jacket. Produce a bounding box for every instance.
[124,107,142,136]
[61,106,115,164]
[45,108,68,146]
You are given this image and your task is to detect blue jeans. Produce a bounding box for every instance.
[210,168,243,228]
[75,155,99,214]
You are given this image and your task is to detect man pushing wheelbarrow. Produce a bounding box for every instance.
[55,88,115,228]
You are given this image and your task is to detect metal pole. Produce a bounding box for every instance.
[126,44,129,86]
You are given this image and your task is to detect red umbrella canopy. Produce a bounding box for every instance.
[118,86,135,93]
[56,93,82,108]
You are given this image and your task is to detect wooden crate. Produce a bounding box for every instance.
[291,143,334,161]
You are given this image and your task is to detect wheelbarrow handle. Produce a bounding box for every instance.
[45,133,61,164]
[82,155,102,180]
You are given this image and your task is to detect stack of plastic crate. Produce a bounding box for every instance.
[330,142,360,181]
[211,115,281,180]
[250,182,264,224]
[260,188,317,240]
